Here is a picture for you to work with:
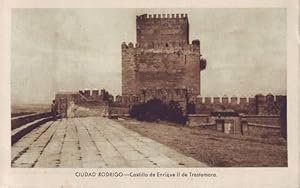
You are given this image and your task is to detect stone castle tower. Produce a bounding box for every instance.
[121,13,207,97]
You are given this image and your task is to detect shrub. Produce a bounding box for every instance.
[129,99,187,124]
[187,102,196,114]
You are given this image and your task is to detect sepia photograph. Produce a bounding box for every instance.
[10,8,287,168]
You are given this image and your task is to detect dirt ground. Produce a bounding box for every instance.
[116,119,287,167]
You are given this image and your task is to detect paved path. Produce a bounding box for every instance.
[11,117,207,168]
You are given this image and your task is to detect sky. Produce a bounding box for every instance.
[11,8,286,104]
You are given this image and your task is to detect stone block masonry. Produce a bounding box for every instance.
[194,94,286,115]
[55,89,113,118]
[122,14,206,97]
[136,14,189,45]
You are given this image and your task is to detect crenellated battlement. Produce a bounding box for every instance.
[109,90,286,116]
[121,40,200,51]
[78,89,113,102]
[136,13,189,45]
[196,95,285,105]
[194,94,286,115]
[196,96,253,105]
[136,13,188,20]
[55,88,286,118]
[112,94,140,106]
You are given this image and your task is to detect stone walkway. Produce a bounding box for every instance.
[11,117,207,168]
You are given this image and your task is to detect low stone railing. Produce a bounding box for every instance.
[11,112,54,145]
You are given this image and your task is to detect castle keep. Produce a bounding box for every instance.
[122,14,207,97]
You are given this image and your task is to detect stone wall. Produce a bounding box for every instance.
[110,88,191,115]
[187,114,281,127]
[55,89,286,119]
[78,89,113,102]
[122,41,205,96]
[136,14,189,45]
[187,114,282,137]
[244,115,280,127]
[194,94,286,115]
[66,102,109,118]
[108,92,286,118]
[109,95,139,115]
[187,114,210,127]
[55,89,112,118]
[247,124,281,138]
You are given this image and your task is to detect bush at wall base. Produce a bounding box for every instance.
[129,99,187,124]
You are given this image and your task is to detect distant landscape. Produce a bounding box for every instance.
[11,103,51,117]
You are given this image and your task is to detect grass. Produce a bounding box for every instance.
[116,119,287,167]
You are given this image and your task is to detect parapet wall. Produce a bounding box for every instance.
[55,89,286,118]
[55,89,113,118]
[110,88,190,115]
[111,95,140,107]
[194,94,286,115]
[78,89,113,102]
[109,95,140,116]
[113,87,190,105]
[244,115,280,127]
[110,91,286,116]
